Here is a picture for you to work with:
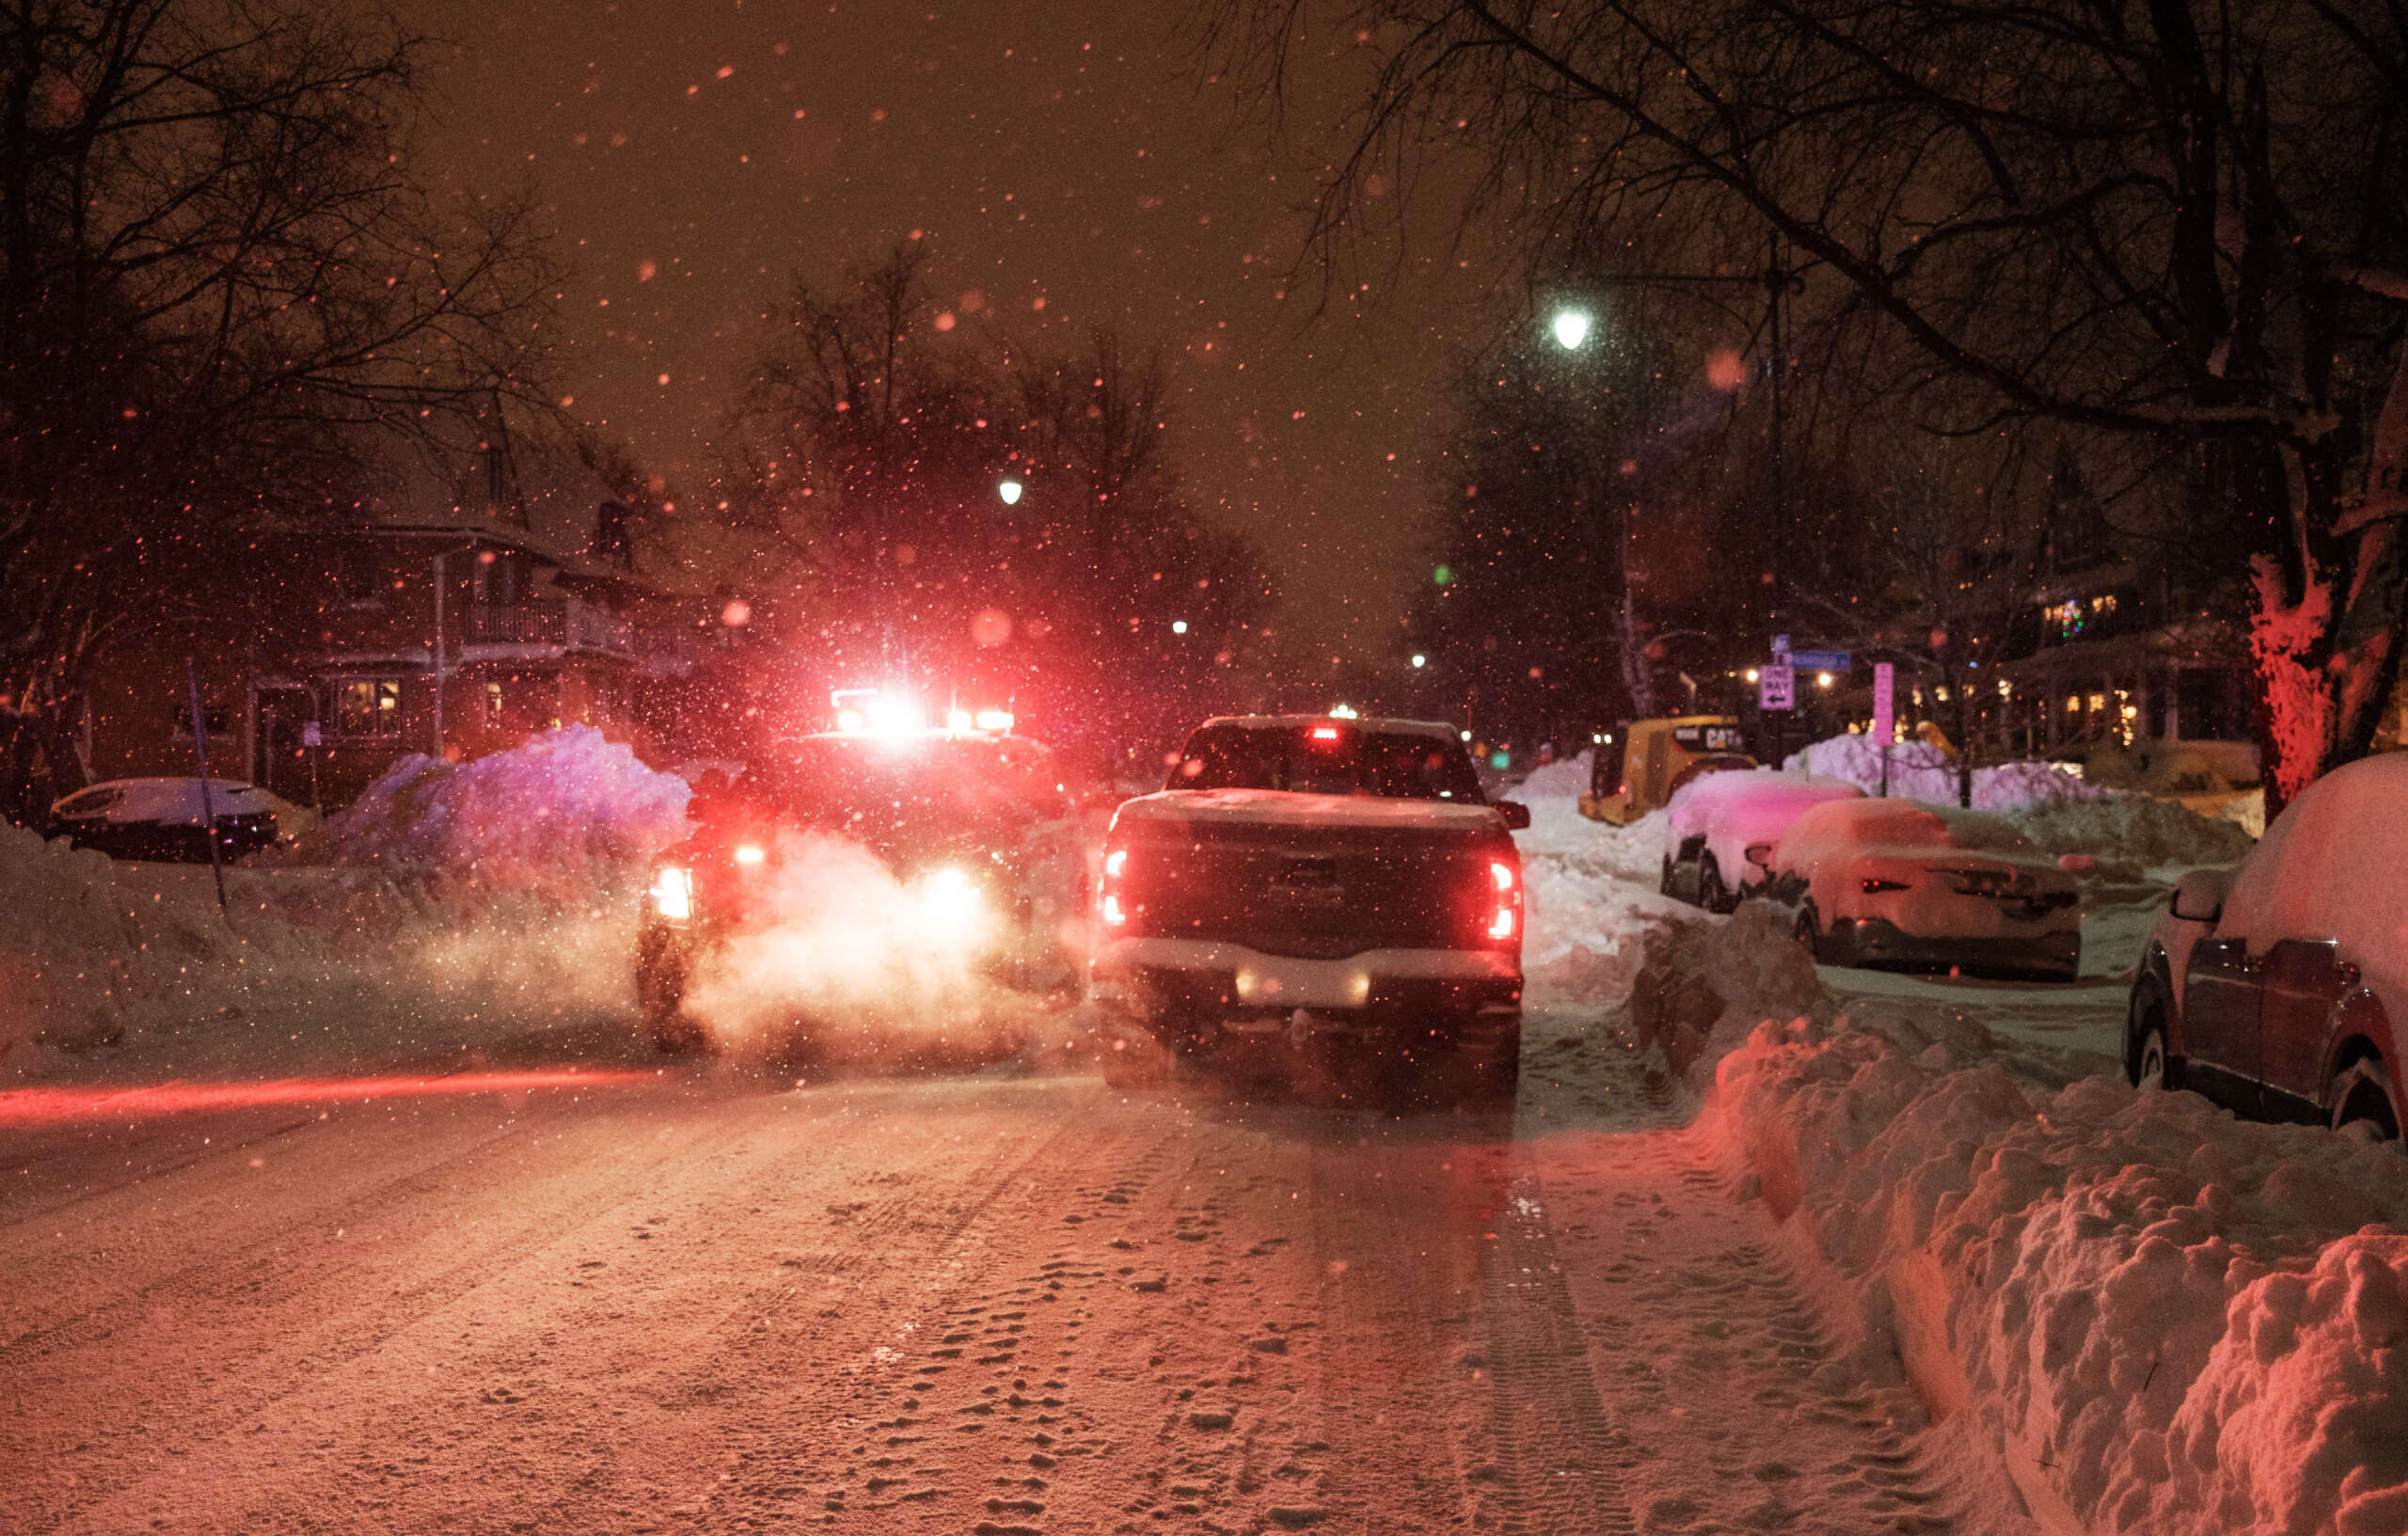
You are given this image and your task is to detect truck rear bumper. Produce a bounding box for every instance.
[1092,937,1521,1023]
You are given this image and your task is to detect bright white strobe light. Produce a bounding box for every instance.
[650,865,694,921]
[918,864,990,942]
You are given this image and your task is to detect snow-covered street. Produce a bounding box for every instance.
[5,755,2405,1535]
[1,1003,1962,1536]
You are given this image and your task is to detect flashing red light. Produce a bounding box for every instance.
[1310,726,1342,743]
[1102,893,1127,927]
[1489,860,1516,892]
[1488,904,1518,941]
[0,1069,651,1129]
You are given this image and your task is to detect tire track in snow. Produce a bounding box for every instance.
[1479,1173,1640,1534]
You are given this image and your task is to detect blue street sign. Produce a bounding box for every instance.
[1786,650,1851,671]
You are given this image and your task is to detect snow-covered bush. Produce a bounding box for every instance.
[327,724,689,893]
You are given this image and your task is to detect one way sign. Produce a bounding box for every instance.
[1757,662,1796,711]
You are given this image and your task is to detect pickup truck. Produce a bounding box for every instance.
[1090,715,1530,1096]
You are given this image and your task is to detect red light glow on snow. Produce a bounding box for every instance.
[0,1069,652,1128]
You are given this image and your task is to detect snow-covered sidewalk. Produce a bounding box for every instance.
[1513,783,2407,1536]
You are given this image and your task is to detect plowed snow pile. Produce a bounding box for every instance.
[1514,791,1687,1006]
[327,724,689,894]
[1787,734,2102,811]
[3,727,692,1069]
[1623,904,2408,1536]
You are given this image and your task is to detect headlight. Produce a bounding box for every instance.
[917,864,990,940]
[733,843,767,867]
[651,865,694,921]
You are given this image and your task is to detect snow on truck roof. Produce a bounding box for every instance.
[1195,715,1462,741]
[1115,786,1508,831]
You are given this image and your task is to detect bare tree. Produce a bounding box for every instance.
[1200,0,2408,809]
[0,0,555,818]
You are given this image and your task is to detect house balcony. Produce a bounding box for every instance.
[465,598,635,656]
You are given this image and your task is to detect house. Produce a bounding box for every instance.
[78,475,692,810]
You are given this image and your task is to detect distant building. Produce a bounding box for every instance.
[78,512,686,808]
[1985,454,2258,768]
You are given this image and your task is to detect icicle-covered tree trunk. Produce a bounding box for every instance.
[2251,312,2408,817]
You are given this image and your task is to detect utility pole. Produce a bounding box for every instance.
[1549,243,1799,743]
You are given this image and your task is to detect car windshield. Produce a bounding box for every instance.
[1167,723,1485,801]
[746,735,1067,845]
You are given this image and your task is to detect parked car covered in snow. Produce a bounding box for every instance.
[2125,752,2406,1139]
[1751,798,2082,980]
[635,729,1091,1055]
[48,777,277,863]
[1661,770,1863,912]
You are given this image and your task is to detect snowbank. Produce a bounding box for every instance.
[4,729,689,1072]
[2002,792,2255,871]
[1787,734,2104,812]
[1622,902,2408,1536]
[1512,793,1690,1006]
[1512,748,1592,800]
[326,725,689,895]
[1715,1017,2408,1536]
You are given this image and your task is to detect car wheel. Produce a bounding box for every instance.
[1698,856,1730,914]
[1659,856,1677,898]
[1791,905,1820,959]
[636,927,706,1054]
[2132,1023,2171,1091]
[1100,1021,1173,1091]
[2126,990,2179,1090]
[2329,1059,2402,1143]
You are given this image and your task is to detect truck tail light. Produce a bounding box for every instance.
[1101,845,1130,927]
[1486,859,1520,942]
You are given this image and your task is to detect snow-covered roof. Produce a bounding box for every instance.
[1194,715,1461,741]
[1116,786,1508,831]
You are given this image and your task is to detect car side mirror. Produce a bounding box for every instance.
[2169,868,2230,924]
[1744,842,1774,870]
[1496,800,1532,831]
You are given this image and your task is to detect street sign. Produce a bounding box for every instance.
[1770,633,1792,657]
[300,720,323,748]
[1787,649,1851,672]
[1757,662,1796,711]
[1871,662,1895,744]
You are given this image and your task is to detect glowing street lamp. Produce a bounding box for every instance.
[996,478,1024,506]
[1410,653,1427,669]
[1550,308,1593,350]
[1171,620,1189,634]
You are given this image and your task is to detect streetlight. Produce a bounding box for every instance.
[1171,620,1188,635]
[1549,308,1593,351]
[996,478,1023,506]
[1410,653,1427,669]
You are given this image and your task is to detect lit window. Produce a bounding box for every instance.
[335,679,404,736]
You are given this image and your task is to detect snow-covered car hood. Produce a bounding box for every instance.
[1115,787,1511,832]
[53,778,273,825]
